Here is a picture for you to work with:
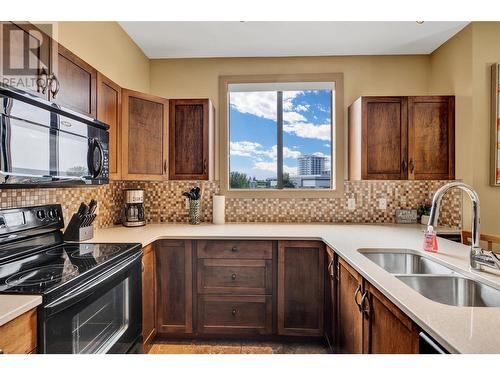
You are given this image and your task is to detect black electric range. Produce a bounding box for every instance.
[0,204,143,354]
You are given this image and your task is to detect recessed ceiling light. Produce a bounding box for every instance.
[416,21,424,24]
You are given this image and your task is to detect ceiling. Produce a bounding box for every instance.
[119,21,469,59]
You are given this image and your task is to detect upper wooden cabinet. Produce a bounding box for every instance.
[408,96,455,180]
[169,99,214,180]
[277,240,324,336]
[349,96,455,180]
[97,73,121,180]
[51,43,97,117]
[121,89,169,180]
[0,22,51,99]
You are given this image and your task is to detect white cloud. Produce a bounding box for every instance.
[230,141,263,157]
[312,152,330,159]
[324,143,331,148]
[283,111,306,123]
[230,92,277,121]
[295,104,310,112]
[283,123,331,141]
[253,161,297,176]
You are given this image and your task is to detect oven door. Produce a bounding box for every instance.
[39,252,142,354]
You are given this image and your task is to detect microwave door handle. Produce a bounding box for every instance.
[44,252,142,312]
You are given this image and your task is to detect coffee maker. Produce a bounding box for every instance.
[123,189,145,227]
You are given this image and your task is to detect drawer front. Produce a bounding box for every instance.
[197,240,273,259]
[197,259,273,294]
[0,308,37,354]
[197,295,273,335]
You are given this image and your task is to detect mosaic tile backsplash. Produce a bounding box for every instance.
[0,180,461,229]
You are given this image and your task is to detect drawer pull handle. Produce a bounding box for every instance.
[231,308,237,316]
[231,247,238,252]
[231,273,237,280]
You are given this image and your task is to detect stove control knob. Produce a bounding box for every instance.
[48,209,56,219]
[36,210,46,220]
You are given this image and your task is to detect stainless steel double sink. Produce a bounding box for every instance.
[359,249,500,308]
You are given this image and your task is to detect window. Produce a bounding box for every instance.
[228,82,334,190]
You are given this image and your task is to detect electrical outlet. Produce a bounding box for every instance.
[378,198,387,210]
[347,198,356,211]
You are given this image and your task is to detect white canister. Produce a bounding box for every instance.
[213,195,225,224]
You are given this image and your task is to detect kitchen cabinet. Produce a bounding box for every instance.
[277,240,324,336]
[51,43,97,117]
[168,99,214,180]
[324,246,336,352]
[121,89,169,181]
[0,308,37,354]
[348,95,455,180]
[0,22,51,99]
[142,244,156,348]
[156,240,193,334]
[336,257,363,353]
[196,240,275,335]
[408,96,455,180]
[97,73,121,180]
[362,282,419,354]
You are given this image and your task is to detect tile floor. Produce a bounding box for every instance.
[148,339,330,354]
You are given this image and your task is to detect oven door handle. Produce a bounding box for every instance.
[45,252,142,311]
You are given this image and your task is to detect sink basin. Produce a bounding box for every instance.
[361,251,455,275]
[396,275,500,307]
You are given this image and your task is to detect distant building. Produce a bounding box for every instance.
[298,155,327,175]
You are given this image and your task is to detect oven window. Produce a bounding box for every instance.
[72,278,130,354]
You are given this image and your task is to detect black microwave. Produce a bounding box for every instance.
[0,85,109,187]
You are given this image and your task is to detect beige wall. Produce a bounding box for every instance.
[150,55,430,179]
[55,22,150,93]
[430,23,500,235]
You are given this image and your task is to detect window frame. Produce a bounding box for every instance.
[219,73,344,198]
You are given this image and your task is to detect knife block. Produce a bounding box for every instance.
[63,213,95,242]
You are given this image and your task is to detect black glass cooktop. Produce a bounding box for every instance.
[0,242,141,295]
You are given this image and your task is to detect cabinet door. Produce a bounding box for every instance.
[156,240,193,334]
[408,96,455,180]
[97,73,121,180]
[362,97,408,179]
[277,241,324,336]
[324,247,336,351]
[169,99,213,180]
[121,89,168,180]
[362,282,419,354]
[0,22,51,99]
[0,307,37,354]
[51,43,97,117]
[337,257,363,353]
[142,244,156,347]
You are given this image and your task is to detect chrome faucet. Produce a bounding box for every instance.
[428,181,500,271]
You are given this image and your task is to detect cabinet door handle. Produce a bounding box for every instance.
[327,259,335,279]
[203,158,207,174]
[231,247,238,252]
[0,348,4,354]
[360,291,370,319]
[401,159,407,172]
[50,74,60,98]
[37,68,49,94]
[231,308,237,316]
[354,285,362,311]
[163,160,167,174]
[409,159,415,174]
[231,273,237,280]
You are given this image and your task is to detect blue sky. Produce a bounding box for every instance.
[229,89,332,179]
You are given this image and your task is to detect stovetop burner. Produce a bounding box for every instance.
[5,264,79,287]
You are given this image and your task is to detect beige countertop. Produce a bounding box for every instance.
[0,294,42,326]
[86,222,500,354]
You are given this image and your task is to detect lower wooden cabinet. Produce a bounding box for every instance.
[324,246,336,351]
[362,282,419,354]
[0,308,37,354]
[142,244,156,347]
[336,257,364,353]
[156,240,193,334]
[197,294,273,335]
[277,241,325,336]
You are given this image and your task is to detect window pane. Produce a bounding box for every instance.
[282,90,332,189]
[229,91,278,189]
